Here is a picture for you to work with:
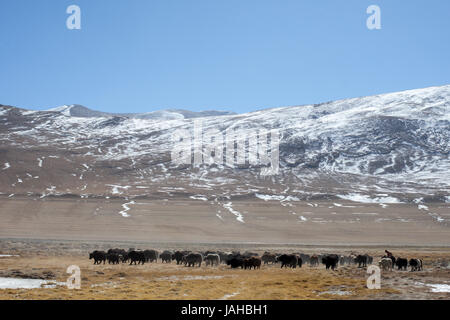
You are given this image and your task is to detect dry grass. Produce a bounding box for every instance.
[0,255,399,300]
[0,246,449,300]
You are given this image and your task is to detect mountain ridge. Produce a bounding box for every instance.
[0,84,449,205]
[45,104,237,120]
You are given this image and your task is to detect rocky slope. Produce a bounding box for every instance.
[0,85,449,204]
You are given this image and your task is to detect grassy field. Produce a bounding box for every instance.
[0,255,397,300]
[1,241,449,300]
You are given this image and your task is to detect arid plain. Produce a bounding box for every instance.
[0,197,449,300]
[0,197,449,245]
[0,240,449,300]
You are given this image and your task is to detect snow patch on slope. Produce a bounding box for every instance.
[47,105,73,116]
[223,202,244,223]
[337,193,403,204]
[119,201,135,218]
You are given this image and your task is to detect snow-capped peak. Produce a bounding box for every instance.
[1,84,449,202]
[46,105,74,116]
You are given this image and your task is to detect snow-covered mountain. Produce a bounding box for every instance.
[46,104,236,120]
[0,85,449,203]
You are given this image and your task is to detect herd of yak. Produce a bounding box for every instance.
[89,249,424,272]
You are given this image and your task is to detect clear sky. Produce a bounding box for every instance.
[1,0,449,114]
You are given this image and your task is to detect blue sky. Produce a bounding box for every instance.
[1,0,449,114]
